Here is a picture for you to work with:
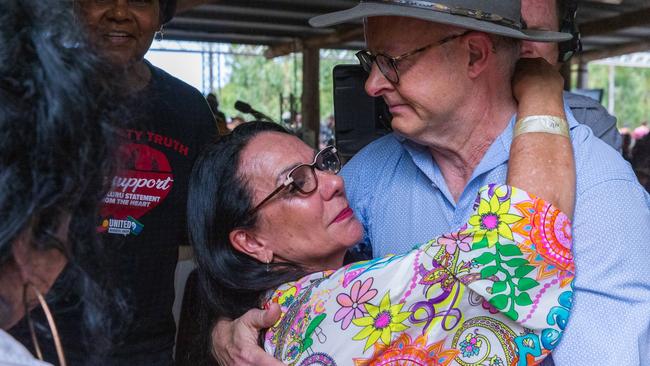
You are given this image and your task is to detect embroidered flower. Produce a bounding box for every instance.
[286,344,301,361]
[481,298,499,314]
[277,286,297,306]
[353,334,460,366]
[420,263,455,293]
[352,293,411,351]
[459,333,482,357]
[333,278,378,330]
[437,229,473,255]
[489,355,505,366]
[467,193,522,247]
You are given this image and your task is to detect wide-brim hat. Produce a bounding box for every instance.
[310,0,572,42]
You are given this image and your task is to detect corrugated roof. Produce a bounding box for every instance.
[166,0,650,61]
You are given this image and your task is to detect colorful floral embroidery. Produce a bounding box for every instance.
[471,242,540,321]
[277,286,297,306]
[334,278,378,330]
[420,261,456,295]
[511,198,575,288]
[352,293,412,351]
[467,191,522,248]
[410,250,469,333]
[353,333,460,366]
[489,355,505,366]
[298,352,336,366]
[459,332,483,357]
[451,316,518,365]
[481,297,499,314]
[529,200,574,272]
[437,226,472,255]
[264,185,574,366]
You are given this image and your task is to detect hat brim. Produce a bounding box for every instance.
[309,3,572,43]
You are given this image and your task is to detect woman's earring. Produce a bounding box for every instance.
[266,254,273,272]
[154,26,164,41]
[23,282,67,366]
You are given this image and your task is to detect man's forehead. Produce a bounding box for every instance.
[521,0,559,26]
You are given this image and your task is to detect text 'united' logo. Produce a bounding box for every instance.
[99,143,174,236]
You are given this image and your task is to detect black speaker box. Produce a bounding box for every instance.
[333,64,392,162]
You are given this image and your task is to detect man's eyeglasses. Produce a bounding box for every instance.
[249,145,341,214]
[356,30,471,84]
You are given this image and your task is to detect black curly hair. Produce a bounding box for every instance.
[0,0,125,354]
[160,0,177,23]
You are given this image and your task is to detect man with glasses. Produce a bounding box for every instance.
[212,1,650,365]
[520,0,621,151]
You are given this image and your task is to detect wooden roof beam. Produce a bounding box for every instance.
[176,0,221,13]
[172,16,330,35]
[264,25,363,58]
[580,7,650,37]
[575,40,650,63]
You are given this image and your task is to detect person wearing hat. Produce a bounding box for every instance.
[8,1,218,365]
[213,1,650,365]
[520,0,621,152]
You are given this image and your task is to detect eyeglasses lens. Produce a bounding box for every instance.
[375,55,397,83]
[316,148,341,173]
[290,165,317,194]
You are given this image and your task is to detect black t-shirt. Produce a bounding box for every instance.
[10,61,217,365]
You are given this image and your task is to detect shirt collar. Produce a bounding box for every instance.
[397,100,579,189]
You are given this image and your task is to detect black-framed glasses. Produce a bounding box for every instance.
[249,145,341,214]
[356,30,471,84]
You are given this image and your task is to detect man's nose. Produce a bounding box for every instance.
[520,41,535,58]
[364,64,393,97]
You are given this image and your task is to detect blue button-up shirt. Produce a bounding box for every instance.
[341,105,650,365]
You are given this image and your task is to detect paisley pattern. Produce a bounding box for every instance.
[264,185,575,365]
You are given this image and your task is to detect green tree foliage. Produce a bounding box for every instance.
[586,64,650,129]
[218,45,300,122]
[217,46,356,123]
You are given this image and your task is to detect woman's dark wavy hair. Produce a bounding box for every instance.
[0,0,125,354]
[188,121,309,321]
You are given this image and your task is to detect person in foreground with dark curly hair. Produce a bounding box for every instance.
[8,0,218,364]
[0,0,122,364]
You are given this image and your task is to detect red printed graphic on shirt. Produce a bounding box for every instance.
[98,143,174,236]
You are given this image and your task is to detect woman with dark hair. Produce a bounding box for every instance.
[0,0,122,364]
[9,1,218,364]
[189,60,577,365]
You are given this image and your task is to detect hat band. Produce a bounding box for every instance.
[363,0,523,30]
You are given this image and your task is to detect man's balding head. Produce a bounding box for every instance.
[520,0,562,65]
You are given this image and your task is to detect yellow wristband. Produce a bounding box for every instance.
[514,115,569,138]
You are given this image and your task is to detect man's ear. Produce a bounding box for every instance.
[465,32,493,78]
[229,228,272,263]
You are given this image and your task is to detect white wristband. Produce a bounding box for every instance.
[514,115,569,138]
